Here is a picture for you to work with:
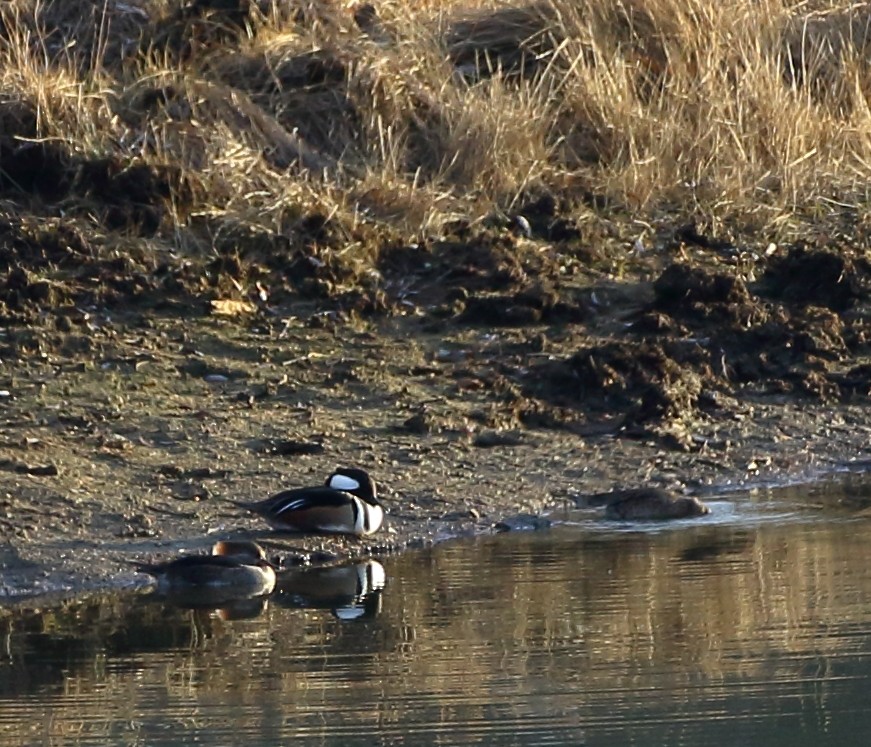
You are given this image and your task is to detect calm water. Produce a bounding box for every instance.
[3,482,871,746]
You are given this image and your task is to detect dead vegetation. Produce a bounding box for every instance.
[2,1,871,244]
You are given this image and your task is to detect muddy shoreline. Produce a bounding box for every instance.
[5,0,871,605]
[3,228,871,605]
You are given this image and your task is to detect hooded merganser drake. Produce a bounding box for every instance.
[235,467,385,537]
[601,488,711,520]
[133,540,277,596]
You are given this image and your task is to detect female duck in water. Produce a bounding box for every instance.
[133,540,277,596]
[603,488,711,520]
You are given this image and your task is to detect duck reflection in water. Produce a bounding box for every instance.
[133,540,277,617]
[273,559,386,621]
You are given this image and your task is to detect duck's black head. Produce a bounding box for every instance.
[325,467,379,505]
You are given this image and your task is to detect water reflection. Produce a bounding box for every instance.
[273,559,385,620]
[3,486,871,745]
[133,558,388,622]
[145,589,270,620]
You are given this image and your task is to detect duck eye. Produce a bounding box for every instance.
[330,474,361,491]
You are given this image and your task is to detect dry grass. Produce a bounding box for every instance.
[2,0,871,247]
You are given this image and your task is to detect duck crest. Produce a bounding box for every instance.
[326,467,379,505]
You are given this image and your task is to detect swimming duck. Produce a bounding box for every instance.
[133,540,277,596]
[235,467,384,537]
[601,488,711,520]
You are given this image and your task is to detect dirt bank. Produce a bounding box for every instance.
[3,208,871,602]
[4,0,871,602]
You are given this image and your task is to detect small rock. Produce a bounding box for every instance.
[435,348,469,363]
[494,514,551,532]
[473,430,526,448]
[440,509,480,522]
[101,433,131,450]
[172,481,210,502]
[117,513,156,538]
[13,462,59,477]
[254,439,325,456]
[510,215,533,238]
[185,466,230,479]
[403,412,434,435]
[210,299,257,317]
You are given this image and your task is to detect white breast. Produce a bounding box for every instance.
[357,502,384,536]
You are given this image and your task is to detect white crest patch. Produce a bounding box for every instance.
[329,474,361,491]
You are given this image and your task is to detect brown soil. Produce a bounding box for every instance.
[3,0,871,603]
[3,187,871,602]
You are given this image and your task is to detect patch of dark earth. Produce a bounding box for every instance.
[4,188,871,603]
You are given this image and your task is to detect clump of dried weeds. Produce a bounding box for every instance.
[2,0,871,305]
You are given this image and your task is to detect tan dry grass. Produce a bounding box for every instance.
[2,0,871,242]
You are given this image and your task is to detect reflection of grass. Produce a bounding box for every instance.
[2,0,871,265]
[385,523,871,689]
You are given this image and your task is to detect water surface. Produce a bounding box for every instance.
[2,482,871,745]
